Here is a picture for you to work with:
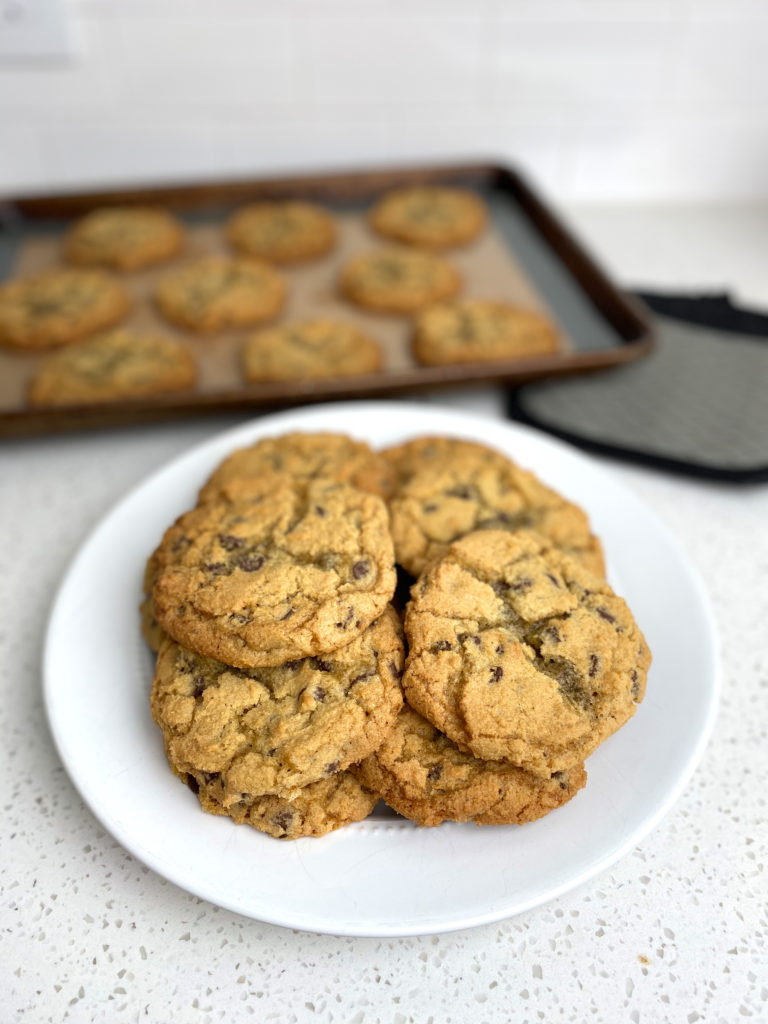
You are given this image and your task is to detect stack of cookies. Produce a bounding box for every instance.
[144,432,651,840]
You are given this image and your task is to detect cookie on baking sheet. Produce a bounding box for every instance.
[226,201,336,265]
[242,319,382,383]
[403,530,650,777]
[27,329,196,407]
[383,436,604,578]
[0,268,130,350]
[189,768,378,840]
[152,476,396,668]
[339,248,460,315]
[354,705,586,827]
[63,206,183,271]
[412,299,560,366]
[198,431,397,504]
[369,186,486,249]
[150,607,404,800]
[154,255,285,333]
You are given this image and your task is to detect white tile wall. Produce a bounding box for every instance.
[0,0,766,201]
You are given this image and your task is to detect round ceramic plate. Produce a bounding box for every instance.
[44,402,719,937]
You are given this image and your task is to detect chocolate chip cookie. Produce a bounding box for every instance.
[339,248,461,315]
[154,255,285,333]
[0,268,130,349]
[383,436,604,578]
[63,206,183,271]
[403,530,650,776]
[226,201,336,265]
[152,476,396,667]
[369,186,486,249]
[27,328,196,407]
[242,319,382,383]
[190,769,378,839]
[355,704,586,826]
[413,299,560,366]
[151,606,404,799]
[198,431,396,504]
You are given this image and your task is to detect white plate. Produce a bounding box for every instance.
[44,402,719,937]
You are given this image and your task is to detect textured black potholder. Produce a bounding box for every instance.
[507,291,768,483]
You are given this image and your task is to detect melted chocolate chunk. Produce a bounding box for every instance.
[236,553,265,572]
[324,761,340,776]
[352,560,369,579]
[489,666,503,684]
[313,687,326,702]
[597,607,616,623]
[427,764,443,782]
[273,810,294,834]
[218,534,244,551]
[185,774,199,794]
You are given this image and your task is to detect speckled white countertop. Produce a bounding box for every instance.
[2,205,767,1024]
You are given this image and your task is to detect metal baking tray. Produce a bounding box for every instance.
[0,161,653,436]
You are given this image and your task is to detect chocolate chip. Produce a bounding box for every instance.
[447,485,471,499]
[546,626,561,643]
[389,659,403,680]
[280,608,294,621]
[204,561,226,574]
[545,573,560,587]
[236,553,265,572]
[185,774,199,794]
[171,535,191,553]
[324,761,340,776]
[495,643,504,655]
[490,581,506,596]
[489,666,503,683]
[314,687,326,702]
[273,810,294,834]
[336,608,354,629]
[315,659,333,673]
[218,534,244,551]
[589,654,599,678]
[597,607,616,623]
[509,578,533,592]
[432,639,452,652]
[352,561,369,579]
[315,505,326,517]
[285,660,302,671]
[191,675,206,698]
[552,771,568,791]
[471,635,481,647]
[349,670,374,685]
[427,765,443,781]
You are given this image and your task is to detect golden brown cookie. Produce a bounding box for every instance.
[383,436,604,578]
[403,530,650,776]
[412,299,560,366]
[242,319,382,383]
[27,328,195,407]
[63,206,183,271]
[355,705,586,827]
[0,268,130,350]
[339,248,460,315]
[154,256,285,333]
[190,768,378,839]
[199,431,397,504]
[226,201,336,265]
[152,476,397,668]
[151,607,404,799]
[369,186,486,249]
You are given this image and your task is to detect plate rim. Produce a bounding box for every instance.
[42,400,721,936]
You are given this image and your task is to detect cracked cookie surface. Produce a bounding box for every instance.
[369,186,486,249]
[63,206,183,270]
[154,255,285,333]
[413,299,560,366]
[242,319,382,382]
[355,704,586,826]
[152,476,396,667]
[0,268,130,349]
[27,328,195,406]
[188,768,378,840]
[199,431,396,504]
[151,607,404,799]
[403,530,650,775]
[226,201,336,265]
[339,248,460,314]
[383,436,604,578]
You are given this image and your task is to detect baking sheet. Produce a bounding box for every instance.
[0,211,572,409]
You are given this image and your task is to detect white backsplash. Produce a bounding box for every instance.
[1,0,767,201]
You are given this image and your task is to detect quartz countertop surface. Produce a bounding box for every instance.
[2,204,766,1024]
